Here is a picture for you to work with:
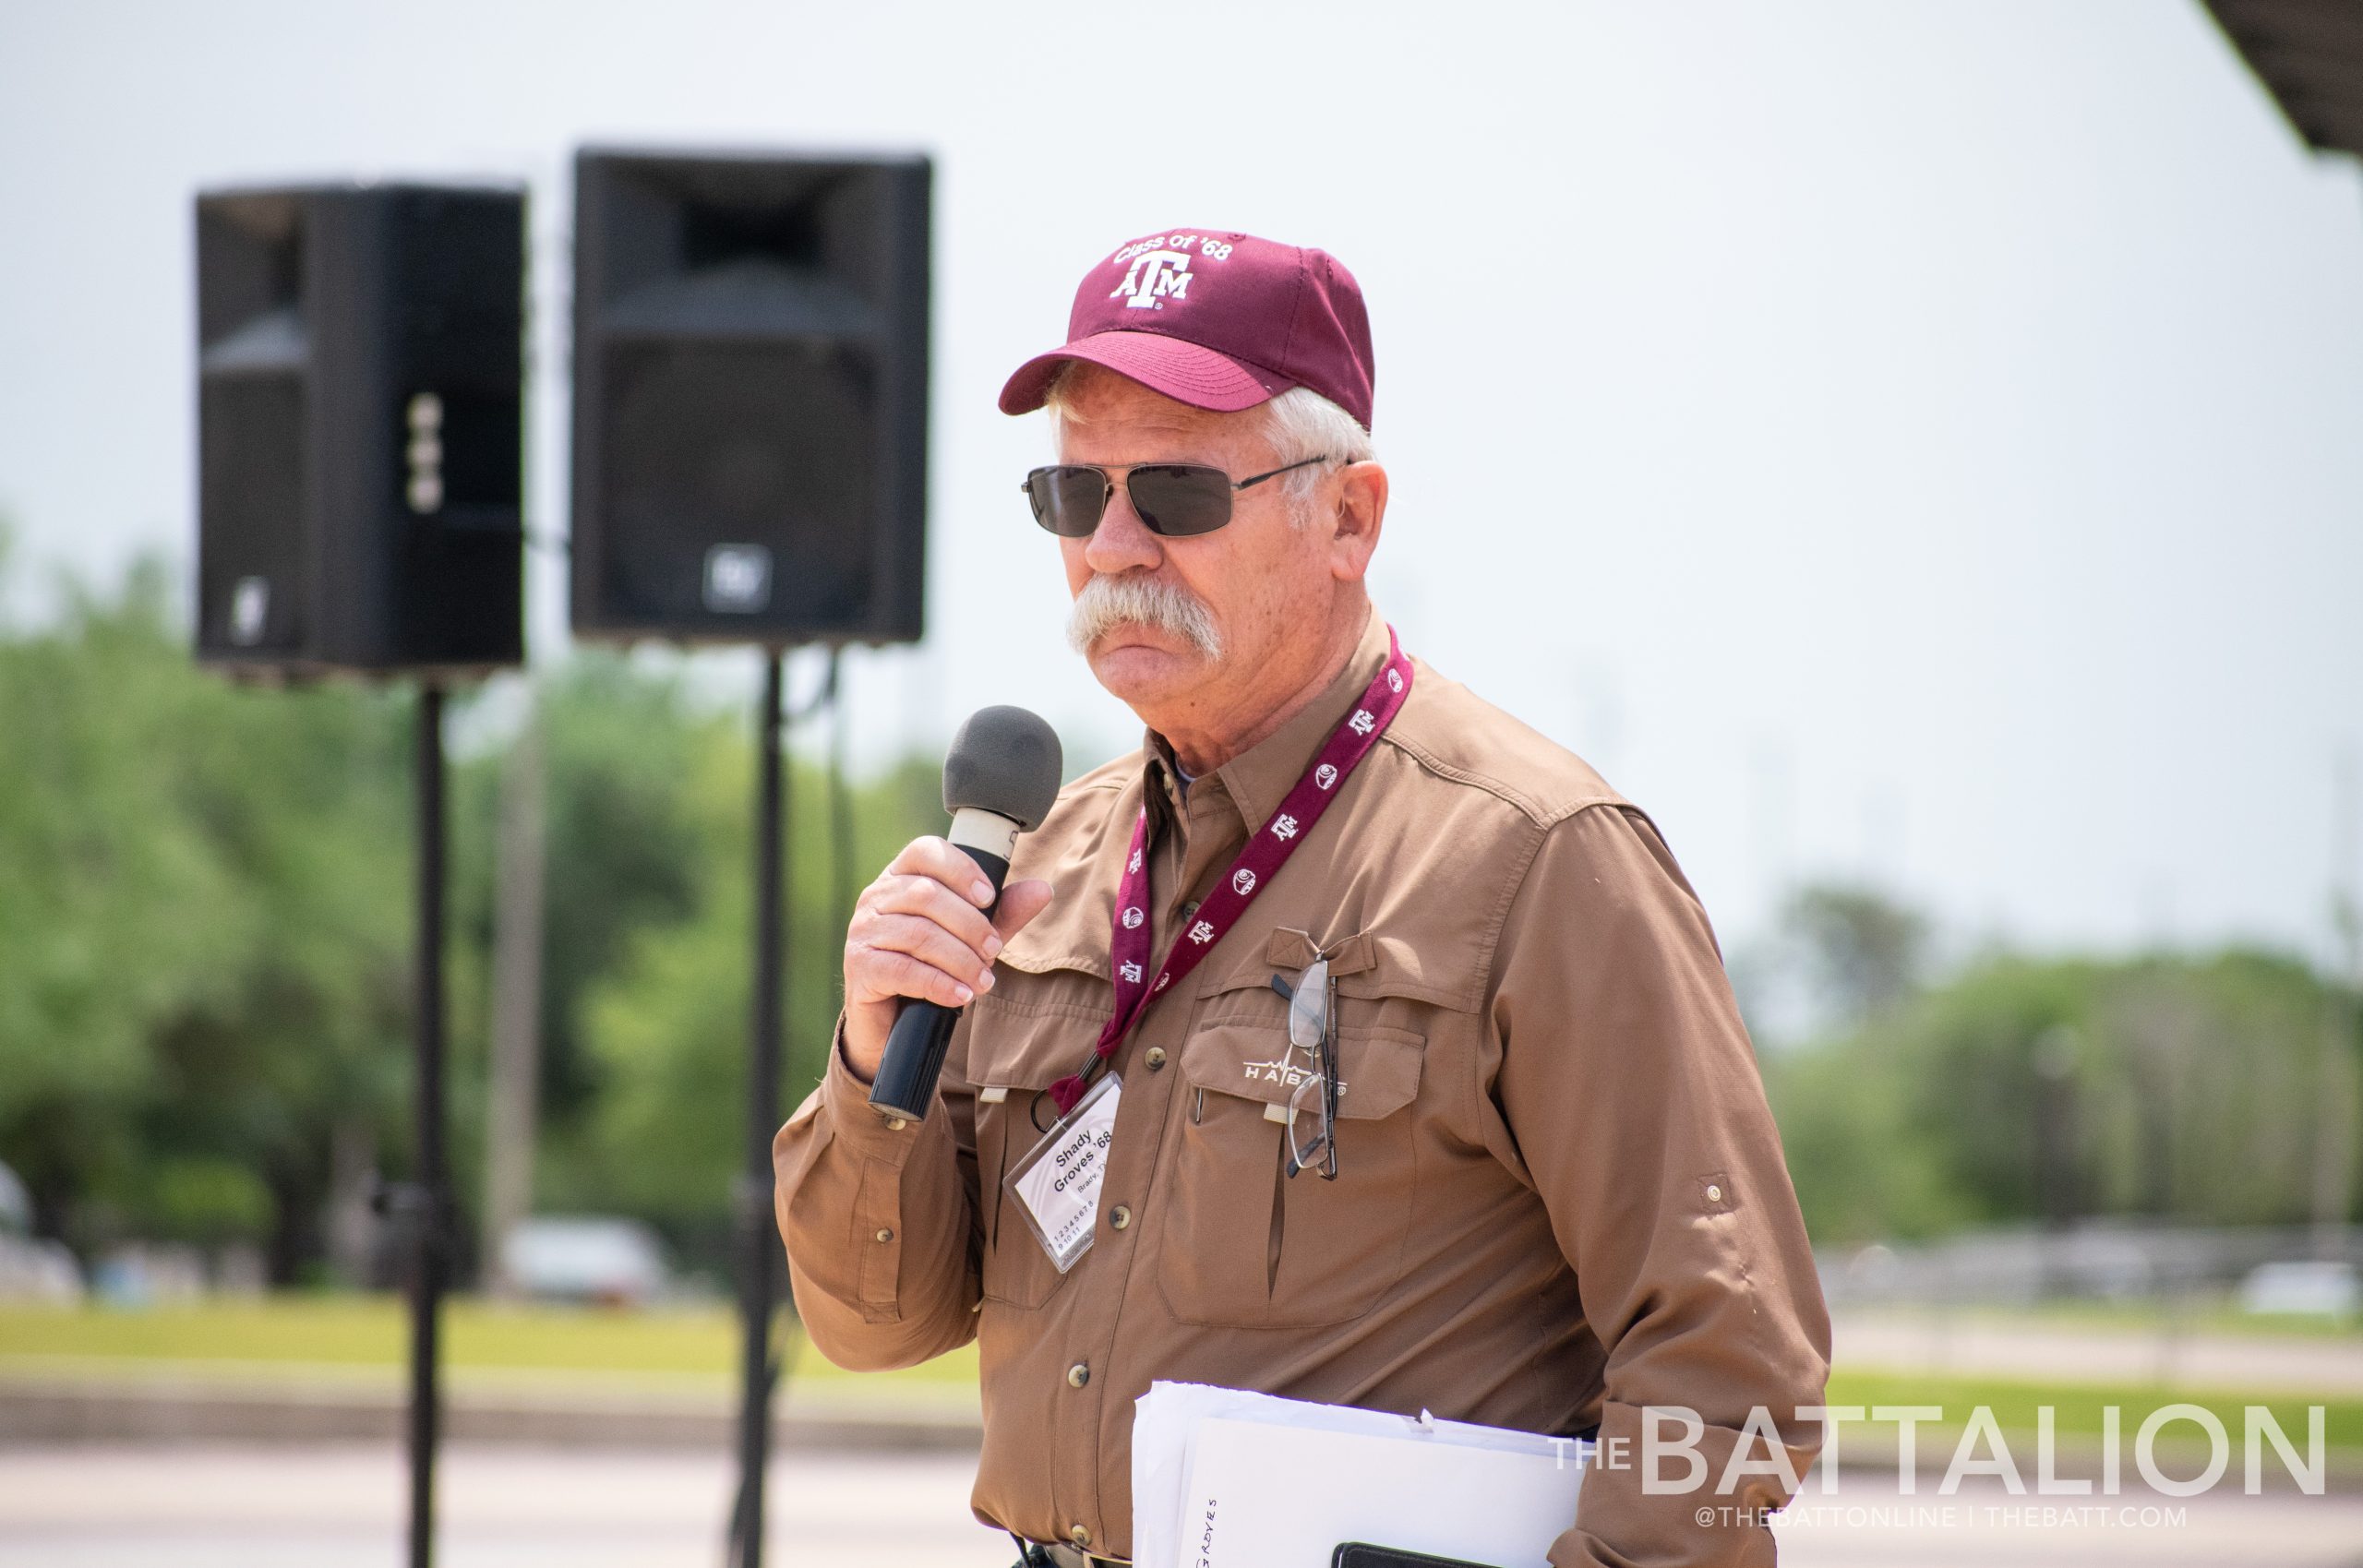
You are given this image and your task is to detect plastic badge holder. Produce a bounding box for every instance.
[1003,1073,1119,1272]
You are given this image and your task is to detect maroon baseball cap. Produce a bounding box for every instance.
[999,228,1375,431]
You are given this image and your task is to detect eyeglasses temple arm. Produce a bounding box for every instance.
[1231,453,1336,491]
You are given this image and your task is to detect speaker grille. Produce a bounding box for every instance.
[598,341,878,629]
[198,373,308,658]
[570,151,929,646]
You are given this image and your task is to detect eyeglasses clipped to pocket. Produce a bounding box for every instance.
[1158,964,1426,1331]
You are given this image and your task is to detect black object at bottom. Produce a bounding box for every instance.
[1333,1544,1505,1568]
[1008,1536,1124,1568]
[868,844,1010,1121]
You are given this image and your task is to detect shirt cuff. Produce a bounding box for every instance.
[818,1010,930,1167]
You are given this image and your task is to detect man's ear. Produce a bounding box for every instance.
[1329,461,1387,582]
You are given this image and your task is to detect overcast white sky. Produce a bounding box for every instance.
[3,0,2359,963]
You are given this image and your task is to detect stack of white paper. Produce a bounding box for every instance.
[1131,1382,1586,1568]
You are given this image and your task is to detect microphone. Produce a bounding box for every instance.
[867,705,1063,1122]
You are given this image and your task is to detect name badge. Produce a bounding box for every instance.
[1004,1073,1119,1273]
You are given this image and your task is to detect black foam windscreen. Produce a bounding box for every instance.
[942,706,1064,831]
[569,150,930,648]
[194,183,525,675]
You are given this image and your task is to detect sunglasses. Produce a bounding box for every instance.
[1022,455,1333,538]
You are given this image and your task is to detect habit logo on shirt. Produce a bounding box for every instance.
[1111,249,1193,310]
[1241,1055,1344,1095]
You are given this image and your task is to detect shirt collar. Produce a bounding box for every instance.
[1141,603,1390,837]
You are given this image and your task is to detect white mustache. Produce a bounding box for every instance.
[1066,574,1222,660]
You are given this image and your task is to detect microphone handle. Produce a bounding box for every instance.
[868,813,1016,1121]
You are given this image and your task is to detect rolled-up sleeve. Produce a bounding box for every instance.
[1489,805,1831,1568]
[773,1012,983,1371]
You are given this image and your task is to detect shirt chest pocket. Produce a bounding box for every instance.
[965,984,1107,1311]
[1158,970,1428,1330]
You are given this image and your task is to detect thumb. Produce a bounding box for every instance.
[991,878,1055,944]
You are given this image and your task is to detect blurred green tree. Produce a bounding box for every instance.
[0,550,414,1276]
[1764,926,2360,1244]
[0,546,943,1284]
[555,724,939,1266]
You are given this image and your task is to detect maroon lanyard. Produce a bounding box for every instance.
[1046,627,1415,1116]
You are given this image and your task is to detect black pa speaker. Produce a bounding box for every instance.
[569,150,930,646]
[195,183,525,675]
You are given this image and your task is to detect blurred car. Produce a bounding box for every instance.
[498,1215,672,1306]
[0,1159,84,1304]
[2237,1259,2359,1319]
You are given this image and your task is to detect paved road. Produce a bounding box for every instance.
[2,1443,2358,1567]
[0,1444,1010,1568]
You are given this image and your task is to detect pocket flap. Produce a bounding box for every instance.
[1199,931,1457,1008]
[963,991,1105,1097]
[1179,1022,1422,1121]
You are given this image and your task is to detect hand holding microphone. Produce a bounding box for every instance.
[844,706,1062,1119]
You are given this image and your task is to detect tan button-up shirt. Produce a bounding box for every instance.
[774,606,1830,1566]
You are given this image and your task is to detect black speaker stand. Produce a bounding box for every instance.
[374,683,449,1568]
[728,647,850,1564]
[733,650,788,1568]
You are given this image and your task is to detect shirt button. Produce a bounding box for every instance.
[874,1227,894,1242]
[883,1117,907,1131]
[1110,1204,1132,1231]
[1069,1525,1093,1548]
[1705,1185,1723,1203]
[1067,1361,1090,1388]
[1145,1046,1168,1071]
[1181,900,1199,920]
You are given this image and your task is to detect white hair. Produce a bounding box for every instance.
[1257,385,1375,502]
[1042,365,1375,511]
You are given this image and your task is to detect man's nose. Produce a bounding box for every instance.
[1082,476,1164,575]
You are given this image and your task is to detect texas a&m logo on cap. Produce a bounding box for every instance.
[1106,233,1236,313]
[1111,250,1190,311]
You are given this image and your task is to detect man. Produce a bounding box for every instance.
[774,229,1830,1567]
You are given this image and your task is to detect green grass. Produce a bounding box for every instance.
[0,1296,978,1386]
[1864,1299,2363,1342]
[4,1297,2355,1461]
[1824,1368,2361,1453]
